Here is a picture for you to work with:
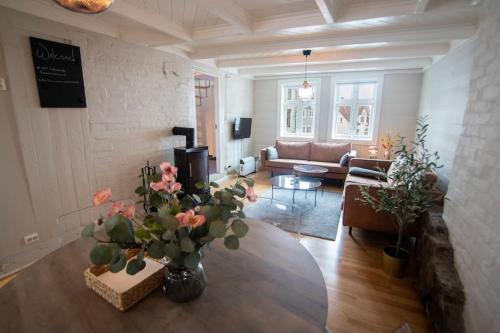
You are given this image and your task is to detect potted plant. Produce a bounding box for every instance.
[81,161,256,302]
[358,117,441,277]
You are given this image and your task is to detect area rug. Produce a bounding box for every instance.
[244,188,343,241]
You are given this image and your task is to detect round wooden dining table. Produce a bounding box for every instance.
[0,220,328,332]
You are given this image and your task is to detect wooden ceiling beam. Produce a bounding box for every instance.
[239,58,434,76]
[217,43,450,68]
[314,0,342,24]
[415,0,431,14]
[192,24,476,59]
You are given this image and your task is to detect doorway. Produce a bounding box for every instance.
[194,71,218,175]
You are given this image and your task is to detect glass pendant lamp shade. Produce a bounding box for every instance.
[298,80,314,100]
[54,0,114,14]
[299,50,314,101]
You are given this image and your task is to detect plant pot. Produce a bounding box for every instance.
[162,261,207,302]
[382,246,410,278]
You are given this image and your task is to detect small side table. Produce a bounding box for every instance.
[293,164,328,194]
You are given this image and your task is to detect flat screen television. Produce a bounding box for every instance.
[233,117,252,139]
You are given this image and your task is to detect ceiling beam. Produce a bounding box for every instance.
[192,23,476,59]
[0,0,119,38]
[239,58,434,76]
[314,0,342,24]
[218,43,449,68]
[415,0,431,14]
[109,1,192,42]
[192,0,252,33]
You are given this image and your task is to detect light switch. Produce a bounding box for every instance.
[0,78,6,91]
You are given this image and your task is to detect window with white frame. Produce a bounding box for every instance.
[331,81,378,140]
[278,79,320,138]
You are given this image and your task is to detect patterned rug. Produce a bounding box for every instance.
[244,187,343,241]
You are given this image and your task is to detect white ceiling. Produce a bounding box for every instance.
[0,0,482,78]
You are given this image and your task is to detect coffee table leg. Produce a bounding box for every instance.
[315,188,318,206]
[293,188,296,204]
[271,185,274,202]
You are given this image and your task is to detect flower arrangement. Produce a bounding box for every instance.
[380,132,399,160]
[81,162,256,275]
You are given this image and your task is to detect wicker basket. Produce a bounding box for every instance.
[84,250,164,311]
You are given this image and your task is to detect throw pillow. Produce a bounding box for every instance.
[266,147,279,160]
[386,162,397,186]
[349,167,387,181]
[340,153,350,167]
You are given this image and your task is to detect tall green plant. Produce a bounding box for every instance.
[358,117,442,257]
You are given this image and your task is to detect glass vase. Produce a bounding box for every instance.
[162,261,207,303]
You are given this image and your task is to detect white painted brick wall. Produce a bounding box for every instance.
[444,0,500,331]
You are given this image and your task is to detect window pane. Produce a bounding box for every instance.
[358,83,375,100]
[287,88,297,101]
[335,105,351,136]
[301,105,314,136]
[285,106,298,135]
[338,85,353,100]
[355,105,372,137]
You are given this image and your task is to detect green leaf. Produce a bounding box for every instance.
[81,223,95,238]
[158,204,171,218]
[162,229,173,241]
[90,244,114,266]
[143,214,158,228]
[200,205,220,222]
[164,242,180,260]
[135,227,151,241]
[180,237,195,253]
[137,248,145,262]
[126,258,146,275]
[243,178,255,187]
[184,252,201,271]
[233,184,246,198]
[150,192,163,208]
[108,218,135,243]
[104,214,120,232]
[224,235,239,250]
[147,240,165,259]
[231,219,249,238]
[209,181,220,188]
[192,194,201,204]
[237,211,246,219]
[134,185,149,196]
[195,181,207,190]
[163,215,180,231]
[180,195,194,210]
[209,220,226,238]
[148,174,162,183]
[109,252,127,273]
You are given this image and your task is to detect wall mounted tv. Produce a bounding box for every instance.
[233,117,252,139]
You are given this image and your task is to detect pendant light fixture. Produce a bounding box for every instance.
[298,49,314,101]
[53,0,114,14]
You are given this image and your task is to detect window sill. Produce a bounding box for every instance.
[329,137,376,145]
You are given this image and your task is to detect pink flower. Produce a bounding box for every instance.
[166,182,182,194]
[162,173,174,184]
[150,181,166,192]
[93,188,112,206]
[160,162,178,177]
[122,204,136,219]
[176,210,206,228]
[107,201,125,217]
[246,186,257,202]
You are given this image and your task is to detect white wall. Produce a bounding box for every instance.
[443,0,500,331]
[418,40,477,191]
[0,7,253,274]
[252,72,422,158]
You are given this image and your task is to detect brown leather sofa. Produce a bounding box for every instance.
[260,141,357,180]
[342,158,437,236]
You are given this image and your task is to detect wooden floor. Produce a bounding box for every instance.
[0,171,428,332]
[225,172,429,333]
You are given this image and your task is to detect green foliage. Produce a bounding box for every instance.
[81,223,95,238]
[358,116,442,256]
[83,168,255,275]
[224,235,239,250]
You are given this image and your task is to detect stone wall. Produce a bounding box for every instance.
[443,0,500,331]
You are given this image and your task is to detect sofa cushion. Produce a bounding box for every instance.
[349,167,387,180]
[275,141,311,160]
[266,147,279,160]
[345,174,391,188]
[310,142,351,163]
[339,153,350,167]
[265,159,348,174]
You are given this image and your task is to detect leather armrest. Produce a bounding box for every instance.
[349,158,392,172]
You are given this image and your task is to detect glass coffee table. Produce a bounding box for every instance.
[271,175,322,206]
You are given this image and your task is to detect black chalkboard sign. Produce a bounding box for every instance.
[29,37,87,108]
